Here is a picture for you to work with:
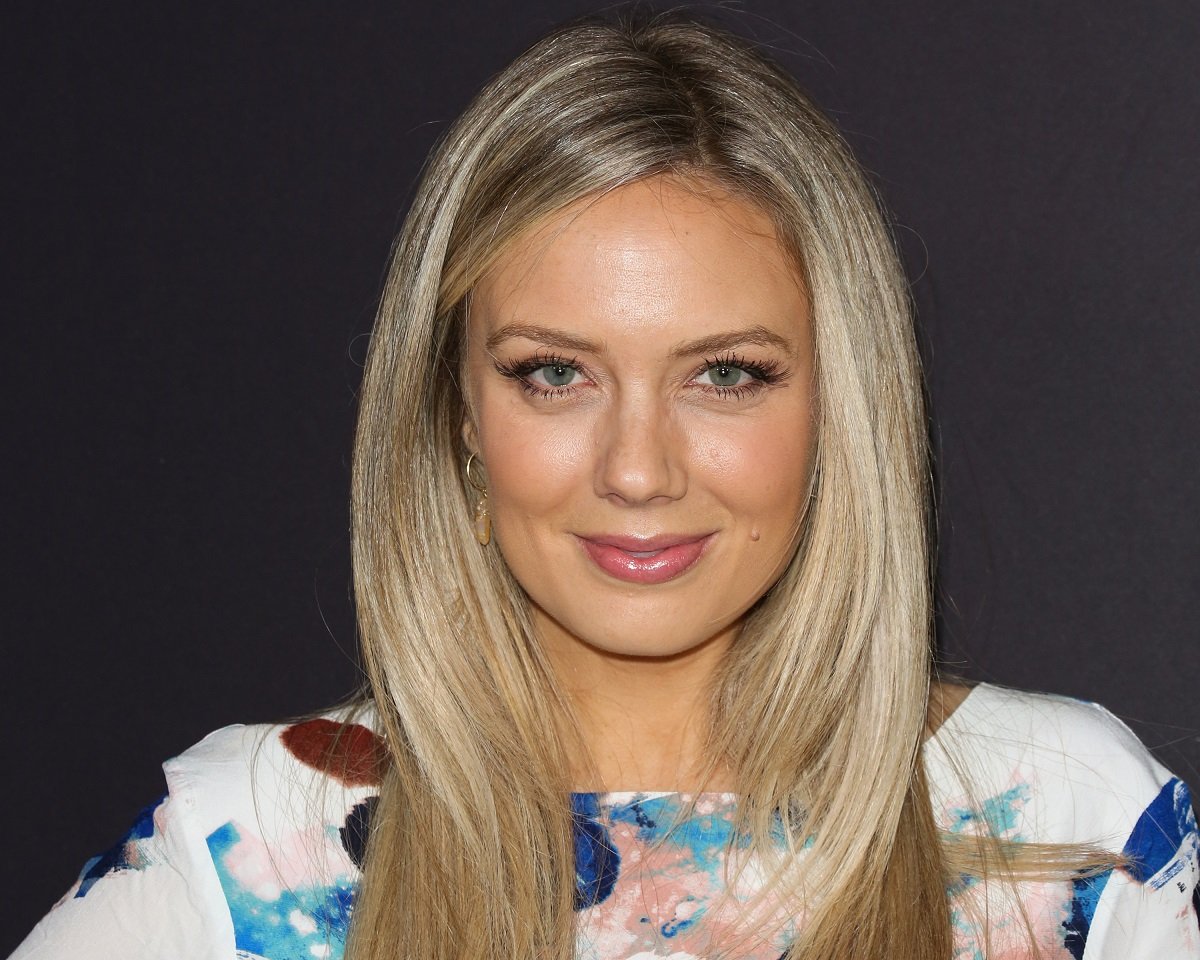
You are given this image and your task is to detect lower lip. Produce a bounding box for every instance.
[577,535,713,585]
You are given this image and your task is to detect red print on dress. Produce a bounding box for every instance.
[280,719,388,787]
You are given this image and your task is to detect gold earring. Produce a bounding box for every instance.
[465,452,491,546]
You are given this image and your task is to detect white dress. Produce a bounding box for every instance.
[12,684,1200,959]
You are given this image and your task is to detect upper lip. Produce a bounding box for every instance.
[576,532,714,551]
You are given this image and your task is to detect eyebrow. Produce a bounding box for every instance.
[485,323,599,354]
[669,325,796,359]
[484,322,796,358]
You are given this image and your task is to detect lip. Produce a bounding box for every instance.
[575,532,715,585]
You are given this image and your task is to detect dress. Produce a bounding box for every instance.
[12,684,1200,959]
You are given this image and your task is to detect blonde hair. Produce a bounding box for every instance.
[347,11,1107,960]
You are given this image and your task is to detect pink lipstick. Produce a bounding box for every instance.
[576,533,714,585]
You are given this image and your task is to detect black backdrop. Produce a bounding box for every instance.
[6,1,1198,950]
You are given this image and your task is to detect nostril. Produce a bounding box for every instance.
[592,405,688,503]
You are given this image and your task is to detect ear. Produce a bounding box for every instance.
[459,290,481,457]
[461,411,479,458]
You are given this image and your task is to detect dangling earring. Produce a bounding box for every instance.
[465,452,491,545]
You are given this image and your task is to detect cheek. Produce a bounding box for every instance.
[474,392,592,520]
[690,408,815,520]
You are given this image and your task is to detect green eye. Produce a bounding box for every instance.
[533,363,578,388]
[704,364,748,387]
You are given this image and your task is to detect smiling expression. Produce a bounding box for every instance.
[463,176,817,662]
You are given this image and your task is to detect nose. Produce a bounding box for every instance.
[593,392,688,505]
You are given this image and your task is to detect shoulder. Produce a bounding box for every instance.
[164,707,384,913]
[934,682,1164,774]
[165,706,385,841]
[176,709,383,939]
[12,708,384,960]
[927,687,1200,957]
[926,683,1189,850]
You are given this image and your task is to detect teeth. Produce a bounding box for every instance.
[626,549,663,558]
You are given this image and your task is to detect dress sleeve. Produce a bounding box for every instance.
[1082,764,1200,958]
[9,772,234,960]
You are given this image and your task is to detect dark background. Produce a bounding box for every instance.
[5,0,1197,950]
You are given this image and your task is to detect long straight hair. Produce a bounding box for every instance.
[346,12,1092,960]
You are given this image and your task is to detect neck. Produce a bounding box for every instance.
[538,618,737,793]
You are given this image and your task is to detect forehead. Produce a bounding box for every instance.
[469,176,808,345]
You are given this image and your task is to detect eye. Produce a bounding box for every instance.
[493,354,588,398]
[696,362,754,389]
[690,354,786,398]
[527,361,581,389]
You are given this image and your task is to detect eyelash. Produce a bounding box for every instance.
[492,351,787,401]
[697,353,787,399]
[493,351,585,400]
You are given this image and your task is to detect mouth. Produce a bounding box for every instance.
[574,532,715,585]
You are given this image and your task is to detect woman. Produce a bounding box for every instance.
[14,11,1198,960]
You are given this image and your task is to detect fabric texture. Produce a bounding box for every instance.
[13,684,1200,959]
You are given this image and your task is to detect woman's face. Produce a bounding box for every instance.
[463,176,816,661]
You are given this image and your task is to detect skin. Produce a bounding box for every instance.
[462,175,967,789]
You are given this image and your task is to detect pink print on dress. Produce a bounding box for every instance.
[573,793,797,960]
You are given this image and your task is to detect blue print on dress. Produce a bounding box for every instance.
[945,783,1030,840]
[75,794,165,898]
[340,796,378,869]
[1062,777,1198,956]
[609,794,741,877]
[1123,778,1196,884]
[944,782,1031,903]
[944,782,1032,957]
[207,821,356,960]
[1062,869,1113,960]
[572,793,620,909]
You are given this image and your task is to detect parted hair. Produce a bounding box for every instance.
[346,10,1104,960]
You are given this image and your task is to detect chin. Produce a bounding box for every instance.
[590,634,714,660]
[544,599,738,661]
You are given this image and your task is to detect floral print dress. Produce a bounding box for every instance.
[13,684,1200,959]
